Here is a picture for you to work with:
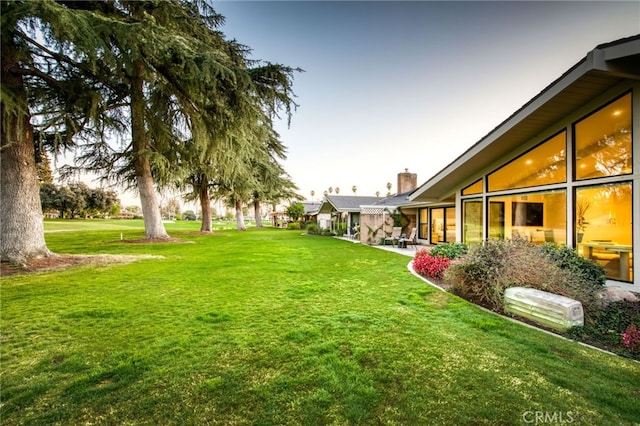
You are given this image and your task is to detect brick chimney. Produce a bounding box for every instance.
[397,169,417,194]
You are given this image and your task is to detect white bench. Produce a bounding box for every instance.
[504,287,583,331]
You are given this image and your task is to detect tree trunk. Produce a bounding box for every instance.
[254,200,263,228]
[131,61,169,240]
[1,42,52,263]
[235,199,247,231]
[199,183,212,233]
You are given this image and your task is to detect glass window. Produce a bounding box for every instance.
[463,200,483,244]
[430,207,456,243]
[462,179,483,196]
[488,132,566,192]
[446,207,456,242]
[418,208,428,240]
[576,182,633,282]
[431,208,444,244]
[488,201,505,240]
[487,190,566,244]
[575,93,632,180]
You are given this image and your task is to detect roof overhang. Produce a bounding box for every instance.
[410,35,640,203]
[317,200,361,214]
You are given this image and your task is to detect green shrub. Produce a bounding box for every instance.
[429,242,468,259]
[445,239,605,319]
[321,229,335,236]
[287,222,301,230]
[306,223,320,235]
[537,243,606,291]
[567,300,640,359]
[334,223,347,236]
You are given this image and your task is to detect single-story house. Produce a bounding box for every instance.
[314,171,423,241]
[410,35,640,291]
[301,201,322,223]
[358,170,421,244]
[316,195,381,237]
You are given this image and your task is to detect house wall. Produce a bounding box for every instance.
[360,214,394,245]
[399,207,418,237]
[317,213,331,229]
[455,81,639,291]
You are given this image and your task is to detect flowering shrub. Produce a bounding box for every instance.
[412,249,451,280]
[621,324,640,352]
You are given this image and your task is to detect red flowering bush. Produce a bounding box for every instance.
[412,249,451,280]
[621,324,640,352]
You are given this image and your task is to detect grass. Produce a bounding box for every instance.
[1,220,639,425]
[43,218,243,234]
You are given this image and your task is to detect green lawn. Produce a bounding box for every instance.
[2,221,639,425]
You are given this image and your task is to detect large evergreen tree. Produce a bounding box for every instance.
[1,0,300,260]
[69,1,300,239]
[1,0,107,262]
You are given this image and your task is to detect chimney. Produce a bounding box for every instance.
[397,169,417,194]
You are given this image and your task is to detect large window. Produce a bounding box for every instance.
[418,208,428,240]
[463,200,482,244]
[487,191,566,244]
[428,207,456,243]
[462,179,483,196]
[574,93,632,180]
[488,132,566,192]
[576,182,633,282]
[459,92,635,285]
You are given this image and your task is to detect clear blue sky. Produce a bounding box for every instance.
[212,0,639,201]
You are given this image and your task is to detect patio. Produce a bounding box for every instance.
[334,235,425,257]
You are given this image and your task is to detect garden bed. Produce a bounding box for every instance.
[411,241,640,360]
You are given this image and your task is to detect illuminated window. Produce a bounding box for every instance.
[463,200,482,244]
[488,132,566,192]
[430,207,456,244]
[418,208,428,240]
[574,93,632,180]
[575,182,633,282]
[487,191,566,244]
[462,179,483,196]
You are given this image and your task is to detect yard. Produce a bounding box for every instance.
[1,221,639,425]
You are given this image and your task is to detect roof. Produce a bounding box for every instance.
[410,34,640,202]
[302,201,322,215]
[318,195,382,214]
[369,190,414,208]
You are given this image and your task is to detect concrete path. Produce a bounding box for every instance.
[334,236,423,257]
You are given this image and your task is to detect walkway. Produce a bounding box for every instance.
[334,236,424,257]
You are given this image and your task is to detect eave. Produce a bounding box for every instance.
[410,35,640,203]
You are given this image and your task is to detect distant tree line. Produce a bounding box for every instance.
[40,182,119,219]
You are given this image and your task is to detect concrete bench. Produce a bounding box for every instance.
[504,287,584,331]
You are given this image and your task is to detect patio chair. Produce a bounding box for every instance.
[383,227,402,247]
[398,227,417,249]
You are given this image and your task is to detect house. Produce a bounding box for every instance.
[410,35,640,291]
[301,201,322,223]
[316,195,381,237]
[358,170,422,244]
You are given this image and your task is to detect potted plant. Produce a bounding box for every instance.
[576,199,590,243]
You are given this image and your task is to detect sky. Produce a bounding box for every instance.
[205,0,639,202]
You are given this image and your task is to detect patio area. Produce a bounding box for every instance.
[334,236,424,257]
